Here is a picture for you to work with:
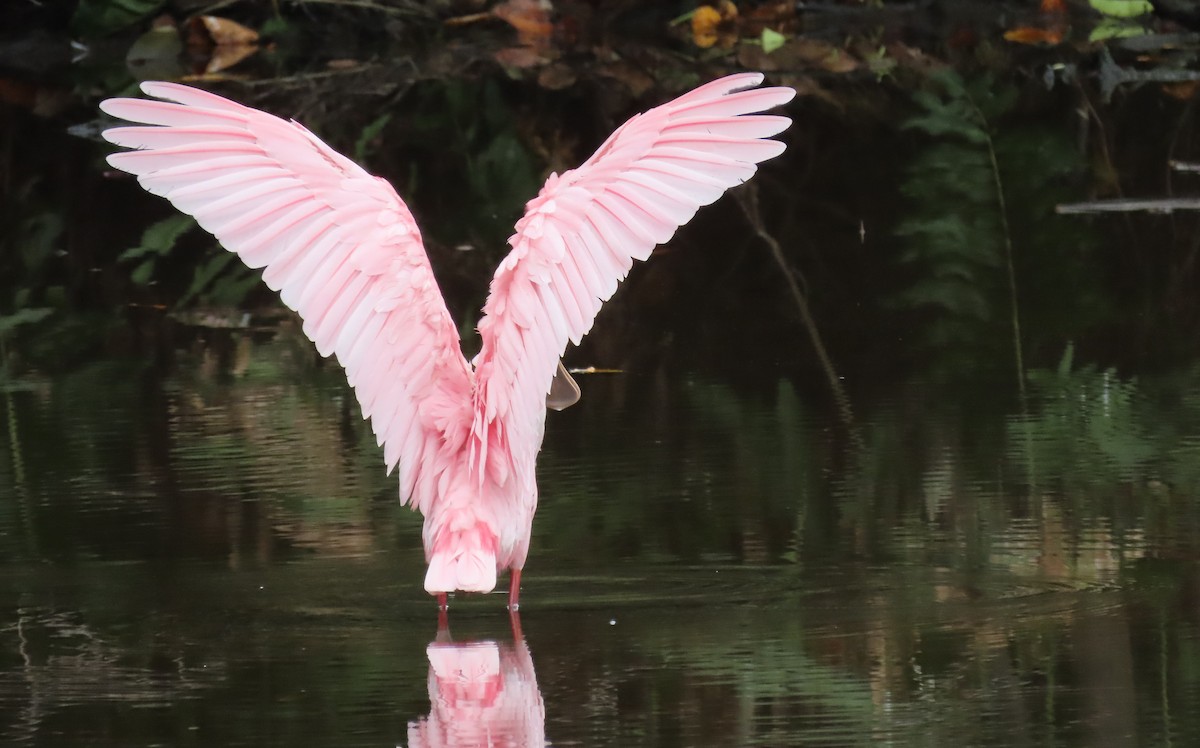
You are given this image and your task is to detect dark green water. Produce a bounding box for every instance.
[2,335,1200,745]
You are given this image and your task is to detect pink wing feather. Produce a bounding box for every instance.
[473,73,794,489]
[100,82,473,515]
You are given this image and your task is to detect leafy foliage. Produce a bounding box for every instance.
[397,79,540,252]
[891,71,1096,381]
[119,214,196,285]
[118,213,258,309]
[354,112,394,165]
[178,251,260,308]
[71,0,165,38]
[0,309,54,340]
[890,72,1015,375]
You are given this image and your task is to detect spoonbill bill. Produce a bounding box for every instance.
[100,73,794,610]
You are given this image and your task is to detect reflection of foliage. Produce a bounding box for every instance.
[1008,344,1155,487]
[6,334,1200,744]
[618,606,878,745]
[535,377,812,565]
[893,71,1097,381]
[1146,366,1200,495]
[0,177,64,375]
[0,359,150,561]
[0,309,53,348]
[0,606,224,743]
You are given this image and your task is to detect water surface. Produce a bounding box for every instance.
[3,340,1200,745]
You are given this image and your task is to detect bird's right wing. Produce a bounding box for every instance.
[101,82,473,515]
[471,73,794,489]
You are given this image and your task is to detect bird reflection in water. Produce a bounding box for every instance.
[407,613,545,747]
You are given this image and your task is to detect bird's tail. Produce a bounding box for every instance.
[424,520,498,594]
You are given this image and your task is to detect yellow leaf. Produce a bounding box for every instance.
[692,6,723,48]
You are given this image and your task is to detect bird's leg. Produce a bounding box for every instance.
[436,593,449,634]
[508,568,522,612]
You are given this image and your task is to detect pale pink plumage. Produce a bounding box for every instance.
[100,73,794,606]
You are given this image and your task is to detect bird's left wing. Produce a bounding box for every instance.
[101,82,473,515]
[471,73,794,487]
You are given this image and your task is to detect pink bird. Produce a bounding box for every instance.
[100,73,794,610]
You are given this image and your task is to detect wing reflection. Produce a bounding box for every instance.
[407,614,546,747]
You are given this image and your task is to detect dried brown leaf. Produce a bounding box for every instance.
[597,61,655,97]
[206,42,258,73]
[199,15,259,46]
[743,36,859,74]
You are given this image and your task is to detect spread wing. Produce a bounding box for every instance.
[101,82,473,515]
[470,72,794,487]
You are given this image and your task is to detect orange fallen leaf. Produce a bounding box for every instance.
[1003,26,1064,45]
[493,0,553,47]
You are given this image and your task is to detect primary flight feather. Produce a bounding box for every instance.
[101,73,795,609]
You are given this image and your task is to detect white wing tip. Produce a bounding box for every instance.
[773,85,798,106]
[139,80,179,99]
[732,71,766,89]
[99,125,122,146]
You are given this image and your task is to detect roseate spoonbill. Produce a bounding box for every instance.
[100,73,794,610]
